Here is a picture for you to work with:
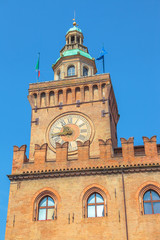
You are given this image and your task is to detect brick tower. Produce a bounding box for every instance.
[5,21,160,240]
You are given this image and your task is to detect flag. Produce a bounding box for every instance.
[96,47,107,73]
[96,47,107,60]
[35,53,40,78]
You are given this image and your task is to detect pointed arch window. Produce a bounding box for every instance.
[87,193,104,218]
[68,66,75,76]
[143,190,160,214]
[38,196,55,220]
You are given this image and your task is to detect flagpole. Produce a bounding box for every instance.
[37,52,40,82]
[103,55,105,73]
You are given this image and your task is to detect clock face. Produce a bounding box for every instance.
[48,114,92,152]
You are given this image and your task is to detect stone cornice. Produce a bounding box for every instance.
[8,163,160,181]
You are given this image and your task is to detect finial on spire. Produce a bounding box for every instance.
[73,10,77,26]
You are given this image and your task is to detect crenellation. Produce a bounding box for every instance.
[143,136,158,157]
[12,136,160,175]
[121,137,134,161]
[12,145,28,173]
[56,142,68,162]
[77,140,90,161]
[99,139,113,160]
[34,143,48,165]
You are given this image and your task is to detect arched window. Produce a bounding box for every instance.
[38,196,55,220]
[143,190,160,214]
[87,193,104,218]
[83,67,88,76]
[68,66,75,76]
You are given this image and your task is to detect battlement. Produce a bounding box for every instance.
[11,136,160,175]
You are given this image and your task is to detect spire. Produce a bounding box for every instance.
[73,10,77,26]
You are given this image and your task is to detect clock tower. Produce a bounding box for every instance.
[28,20,119,162]
[5,19,160,240]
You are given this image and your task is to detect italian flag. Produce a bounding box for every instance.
[35,53,40,78]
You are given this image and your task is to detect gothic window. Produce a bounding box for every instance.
[87,193,104,218]
[38,196,55,220]
[83,67,88,76]
[143,190,160,214]
[68,66,75,76]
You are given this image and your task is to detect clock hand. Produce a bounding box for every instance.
[52,126,73,137]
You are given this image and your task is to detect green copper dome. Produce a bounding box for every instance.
[55,49,92,64]
[66,26,82,34]
[63,49,92,58]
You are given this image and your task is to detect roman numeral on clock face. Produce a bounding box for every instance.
[69,141,73,150]
[80,129,87,133]
[79,123,85,128]
[60,119,66,126]
[52,136,60,142]
[68,117,72,124]
[54,126,61,130]
[77,134,85,141]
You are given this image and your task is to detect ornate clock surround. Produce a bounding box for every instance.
[46,111,95,155]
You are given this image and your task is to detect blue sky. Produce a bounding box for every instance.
[0,0,160,238]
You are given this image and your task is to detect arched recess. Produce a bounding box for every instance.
[92,85,99,100]
[40,92,46,107]
[49,91,55,105]
[58,90,63,103]
[33,188,61,221]
[139,184,160,215]
[75,87,81,101]
[101,83,106,98]
[81,184,109,218]
[33,93,37,106]
[84,86,89,101]
[66,88,72,104]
